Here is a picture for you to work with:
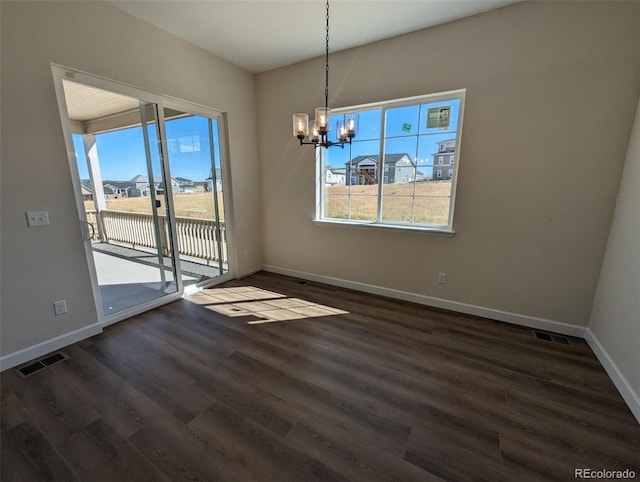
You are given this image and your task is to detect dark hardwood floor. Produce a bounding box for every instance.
[2,271,639,481]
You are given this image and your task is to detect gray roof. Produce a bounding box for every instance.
[130,175,163,183]
[345,153,413,167]
[105,181,135,190]
[175,177,194,184]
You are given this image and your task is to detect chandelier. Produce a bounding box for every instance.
[292,0,359,149]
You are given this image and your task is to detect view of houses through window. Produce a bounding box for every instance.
[320,90,465,229]
[75,120,223,216]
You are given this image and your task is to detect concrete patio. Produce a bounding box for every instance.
[92,242,226,315]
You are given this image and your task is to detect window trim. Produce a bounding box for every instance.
[316,89,465,232]
[312,218,455,236]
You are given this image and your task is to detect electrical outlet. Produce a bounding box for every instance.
[438,272,447,284]
[26,211,50,227]
[53,300,67,315]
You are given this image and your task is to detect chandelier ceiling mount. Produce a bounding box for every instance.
[292,0,359,149]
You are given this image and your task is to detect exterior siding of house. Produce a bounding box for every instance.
[432,140,456,181]
[391,156,415,184]
[346,154,414,185]
[325,168,346,186]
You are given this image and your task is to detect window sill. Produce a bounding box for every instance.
[312,218,455,236]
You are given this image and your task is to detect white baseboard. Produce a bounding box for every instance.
[262,265,586,337]
[585,329,640,424]
[0,323,102,372]
[263,265,640,424]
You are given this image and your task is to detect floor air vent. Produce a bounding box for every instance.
[293,279,309,286]
[16,351,69,377]
[41,352,67,366]
[533,330,570,345]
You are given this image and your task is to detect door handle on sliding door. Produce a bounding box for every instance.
[80,220,95,241]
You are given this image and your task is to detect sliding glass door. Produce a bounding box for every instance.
[52,66,234,325]
[162,104,230,290]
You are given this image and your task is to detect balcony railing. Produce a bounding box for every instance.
[86,210,226,265]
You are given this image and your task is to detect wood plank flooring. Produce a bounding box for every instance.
[2,271,639,481]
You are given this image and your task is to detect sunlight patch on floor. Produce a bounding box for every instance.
[187,286,348,323]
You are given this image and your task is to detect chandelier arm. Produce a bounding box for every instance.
[298,136,350,149]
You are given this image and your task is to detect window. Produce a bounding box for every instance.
[318,90,465,230]
[449,155,455,164]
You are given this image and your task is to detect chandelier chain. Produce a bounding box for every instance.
[324,0,330,111]
[293,0,356,149]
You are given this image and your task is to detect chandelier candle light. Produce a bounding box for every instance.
[292,0,358,149]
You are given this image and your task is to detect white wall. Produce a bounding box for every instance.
[588,99,640,422]
[0,1,261,363]
[255,1,640,330]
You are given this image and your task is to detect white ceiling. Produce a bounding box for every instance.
[107,0,523,73]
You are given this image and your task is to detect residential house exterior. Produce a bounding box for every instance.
[345,153,415,185]
[130,174,160,196]
[130,175,180,196]
[105,180,137,198]
[157,178,183,194]
[432,139,456,181]
[84,176,192,202]
[207,168,223,193]
[81,184,93,201]
[174,177,195,193]
[325,167,346,186]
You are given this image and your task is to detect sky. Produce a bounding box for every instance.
[73,98,460,181]
[74,116,221,182]
[325,99,461,169]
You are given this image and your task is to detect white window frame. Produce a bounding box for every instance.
[316,90,465,233]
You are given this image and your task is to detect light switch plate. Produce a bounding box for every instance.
[26,211,49,227]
